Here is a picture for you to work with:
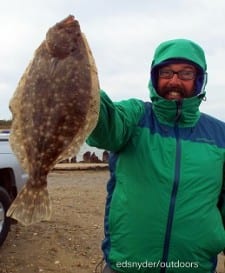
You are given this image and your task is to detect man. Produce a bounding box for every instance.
[87,39,225,273]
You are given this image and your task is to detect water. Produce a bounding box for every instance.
[0,129,106,163]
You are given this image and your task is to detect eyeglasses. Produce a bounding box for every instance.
[158,69,196,80]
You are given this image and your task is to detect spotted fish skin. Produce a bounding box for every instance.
[7,15,100,226]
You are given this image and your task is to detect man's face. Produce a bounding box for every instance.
[157,63,197,100]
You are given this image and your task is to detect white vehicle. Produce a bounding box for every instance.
[0,132,27,245]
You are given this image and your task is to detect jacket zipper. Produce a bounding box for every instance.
[160,101,182,273]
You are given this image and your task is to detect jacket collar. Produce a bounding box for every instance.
[149,82,205,127]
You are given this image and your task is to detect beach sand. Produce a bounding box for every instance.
[0,169,224,273]
[0,170,108,273]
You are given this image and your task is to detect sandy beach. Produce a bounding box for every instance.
[0,168,224,273]
[0,169,108,273]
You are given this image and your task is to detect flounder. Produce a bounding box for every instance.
[7,15,100,226]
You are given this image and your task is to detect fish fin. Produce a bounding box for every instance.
[6,183,52,226]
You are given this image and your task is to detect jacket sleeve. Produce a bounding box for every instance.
[218,167,225,229]
[217,168,225,253]
[86,90,145,152]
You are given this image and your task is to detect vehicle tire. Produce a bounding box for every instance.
[0,186,12,246]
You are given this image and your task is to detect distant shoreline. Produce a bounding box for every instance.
[54,162,108,171]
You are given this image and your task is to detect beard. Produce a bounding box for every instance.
[159,86,185,98]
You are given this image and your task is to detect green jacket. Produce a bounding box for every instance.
[87,39,225,273]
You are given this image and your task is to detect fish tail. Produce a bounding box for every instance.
[6,182,51,226]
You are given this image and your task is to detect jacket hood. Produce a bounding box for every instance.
[148,38,207,126]
[151,39,207,70]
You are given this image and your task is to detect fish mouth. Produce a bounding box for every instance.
[64,15,75,25]
[57,15,76,26]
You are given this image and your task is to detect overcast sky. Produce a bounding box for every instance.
[1,0,225,121]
